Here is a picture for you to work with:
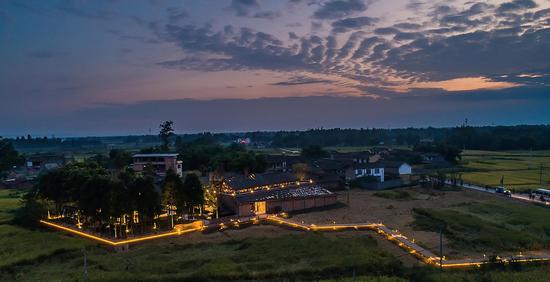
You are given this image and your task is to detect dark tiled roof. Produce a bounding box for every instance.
[224,172,298,190]
[235,185,333,202]
[380,161,410,168]
[352,162,384,169]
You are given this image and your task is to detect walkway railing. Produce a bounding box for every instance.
[40,215,550,268]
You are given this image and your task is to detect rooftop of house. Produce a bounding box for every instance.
[235,185,333,203]
[223,172,298,191]
[133,153,179,158]
[380,161,411,168]
[311,159,351,171]
[26,154,66,162]
[352,162,385,170]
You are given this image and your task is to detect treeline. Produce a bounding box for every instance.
[176,137,267,174]
[8,135,103,149]
[6,124,550,152]
[267,125,550,150]
[0,138,24,176]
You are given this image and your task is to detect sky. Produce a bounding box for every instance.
[1,0,550,136]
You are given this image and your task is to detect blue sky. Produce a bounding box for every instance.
[1,0,550,136]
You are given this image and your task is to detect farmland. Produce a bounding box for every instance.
[0,188,406,281]
[4,186,550,280]
[458,150,550,192]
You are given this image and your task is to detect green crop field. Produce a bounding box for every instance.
[413,199,550,253]
[458,150,550,192]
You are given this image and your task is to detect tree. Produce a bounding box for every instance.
[301,145,328,158]
[293,163,311,181]
[183,173,204,214]
[13,189,47,228]
[109,149,132,170]
[161,169,186,225]
[129,177,161,222]
[159,120,175,152]
[0,139,23,176]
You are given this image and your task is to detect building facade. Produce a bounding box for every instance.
[132,153,183,177]
[218,172,337,217]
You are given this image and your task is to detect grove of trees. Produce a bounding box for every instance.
[176,138,267,174]
[0,138,24,177]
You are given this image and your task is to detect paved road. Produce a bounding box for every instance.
[445,180,549,205]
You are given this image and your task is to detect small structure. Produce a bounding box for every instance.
[347,163,385,182]
[421,153,445,164]
[26,154,66,173]
[218,172,337,217]
[384,162,412,181]
[233,185,337,216]
[132,153,182,177]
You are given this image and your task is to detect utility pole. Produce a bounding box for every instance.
[540,163,544,186]
[83,249,89,282]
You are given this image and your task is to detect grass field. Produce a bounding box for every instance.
[413,199,550,253]
[459,150,550,191]
[0,188,406,281]
[4,186,550,281]
[1,231,403,281]
[0,190,23,224]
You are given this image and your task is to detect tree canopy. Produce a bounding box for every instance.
[0,139,23,176]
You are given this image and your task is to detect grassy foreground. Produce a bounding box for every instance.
[413,199,550,252]
[0,189,405,281]
[1,232,403,281]
[459,150,550,191]
[4,188,550,281]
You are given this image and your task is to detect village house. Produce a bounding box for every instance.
[132,153,183,177]
[26,154,67,174]
[218,172,337,217]
[346,163,385,182]
[383,161,413,182]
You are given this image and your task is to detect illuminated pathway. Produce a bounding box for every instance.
[40,217,550,268]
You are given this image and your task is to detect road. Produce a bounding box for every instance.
[445,180,549,205]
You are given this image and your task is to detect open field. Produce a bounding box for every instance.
[291,187,550,258]
[413,199,550,252]
[4,186,550,280]
[1,228,404,281]
[0,190,90,271]
[0,188,406,281]
[459,150,550,191]
[0,190,23,224]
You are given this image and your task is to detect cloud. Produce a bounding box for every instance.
[313,0,369,20]
[226,0,260,17]
[331,16,378,33]
[383,27,550,81]
[167,7,188,24]
[497,0,538,15]
[373,27,400,35]
[158,25,314,72]
[406,1,425,11]
[270,76,333,86]
[253,10,281,19]
[393,22,422,30]
[154,1,549,98]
